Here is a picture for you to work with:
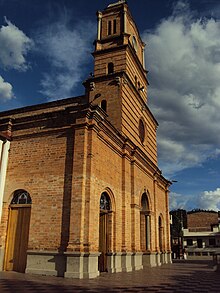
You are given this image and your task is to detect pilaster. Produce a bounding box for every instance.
[121,145,132,252]
[153,175,158,251]
[66,119,89,253]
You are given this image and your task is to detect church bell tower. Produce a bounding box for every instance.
[84,0,158,163]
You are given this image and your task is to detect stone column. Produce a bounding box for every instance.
[146,215,151,250]
[97,12,102,41]
[142,45,146,69]
[123,7,127,33]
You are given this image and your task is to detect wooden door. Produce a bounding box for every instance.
[99,212,108,272]
[4,205,31,273]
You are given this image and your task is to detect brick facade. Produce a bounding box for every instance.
[0,1,171,278]
[188,211,219,232]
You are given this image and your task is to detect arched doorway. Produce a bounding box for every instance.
[99,192,111,272]
[140,192,150,251]
[4,190,32,273]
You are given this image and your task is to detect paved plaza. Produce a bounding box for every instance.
[0,259,219,292]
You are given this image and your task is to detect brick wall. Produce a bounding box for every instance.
[187,212,218,231]
[0,101,170,256]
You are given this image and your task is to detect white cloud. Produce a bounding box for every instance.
[34,17,95,100]
[143,1,220,176]
[0,75,14,101]
[0,17,33,71]
[198,188,220,211]
[170,187,220,212]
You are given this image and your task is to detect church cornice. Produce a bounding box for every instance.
[0,95,86,118]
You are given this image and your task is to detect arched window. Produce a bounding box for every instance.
[11,189,32,205]
[141,192,149,211]
[139,119,145,143]
[140,192,150,251]
[100,192,111,211]
[108,62,114,74]
[108,20,112,35]
[101,100,107,112]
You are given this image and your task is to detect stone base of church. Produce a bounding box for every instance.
[25,250,145,278]
[22,250,172,279]
[107,252,143,273]
[143,252,158,267]
[25,250,66,277]
[26,250,100,279]
[143,251,172,267]
[158,251,172,265]
[164,251,172,264]
[107,252,123,273]
[64,252,100,279]
[131,252,143,271]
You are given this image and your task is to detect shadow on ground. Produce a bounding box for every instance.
[0,259,220,292]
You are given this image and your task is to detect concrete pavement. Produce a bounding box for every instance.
[0,259,219,292]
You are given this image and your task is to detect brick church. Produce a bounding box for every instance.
[0,0,171,278]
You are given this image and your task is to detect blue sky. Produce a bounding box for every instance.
[0,0,220,211]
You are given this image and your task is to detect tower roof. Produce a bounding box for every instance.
[107,0,127,8]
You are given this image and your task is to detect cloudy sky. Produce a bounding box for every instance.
[0,0,220,211]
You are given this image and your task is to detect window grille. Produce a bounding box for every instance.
[100,192,111,211]
[11,190,32,204]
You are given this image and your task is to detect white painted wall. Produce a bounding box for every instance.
[0,140,10,222]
